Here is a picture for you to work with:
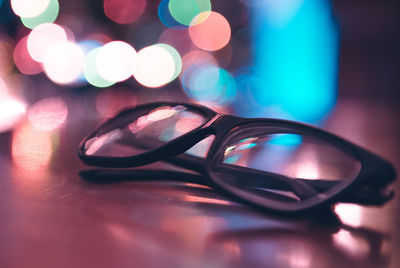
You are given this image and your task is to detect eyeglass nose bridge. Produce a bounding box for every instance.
[153,114,248,172]
[201,113,248,132]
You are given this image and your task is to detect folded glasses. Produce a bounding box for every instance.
[78,102,396,214]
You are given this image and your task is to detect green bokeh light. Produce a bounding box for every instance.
[84,48,115,88]
[168,0,211,26]
[20,0,59,29]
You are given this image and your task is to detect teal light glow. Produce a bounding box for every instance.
[224,154,240,164]
[268,133,302,146]
[247,0,339,123]
[237,143,256,150]
[168,0,211,26]
[158,0,186,29]
[83,48,114,88]
[182,64,236,105]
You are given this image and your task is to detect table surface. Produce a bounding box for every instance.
[0,94,399,268]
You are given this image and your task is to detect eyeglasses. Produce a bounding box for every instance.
[78,102,396,214]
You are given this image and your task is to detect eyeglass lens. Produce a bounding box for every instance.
[210,126,362,206]
[83,104,206,157]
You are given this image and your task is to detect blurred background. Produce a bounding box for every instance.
[0,0,399,132]
[0,1,400,267]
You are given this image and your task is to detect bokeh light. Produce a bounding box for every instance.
[96,41,137,83]
[20,0,59,29]
[76,40,103,84]
[83,47,114,88]
[28,97,68,131]
[13,36,43,75]
[11,0,50,18]
[96,87,137,118]
[43,42,85,84]
[189,11,231,51]
[168,0,211,26]
[103,0,146,24]
[182,64,236,105]
[12,122,54,171]
[156,43,182,81]
[157,0,185,29]
[27,23,67,62]
[180,50,217,78]
[0,99,26,133]
[134,44,180,88]
[251,0,338,122]
[0,78,26,133]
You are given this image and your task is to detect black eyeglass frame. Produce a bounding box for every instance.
[78,102,396,214]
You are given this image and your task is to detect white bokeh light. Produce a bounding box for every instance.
[133,45,176,88]
[0,78,26,133]
[11,0,50,18]
[43,42,85,84]
[96,41,137,83]
[27,23,67,62]
[28,97,68,131]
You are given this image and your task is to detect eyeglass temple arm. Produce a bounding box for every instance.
[165,155,393,205]
[115,137,392,205]
[80,169,207,185]
[78,167,317,202]
[79,166,392,206]
[117,135,315,199]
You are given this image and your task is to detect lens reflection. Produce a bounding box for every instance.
[211,126,361,208]
[84,104,206,157]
